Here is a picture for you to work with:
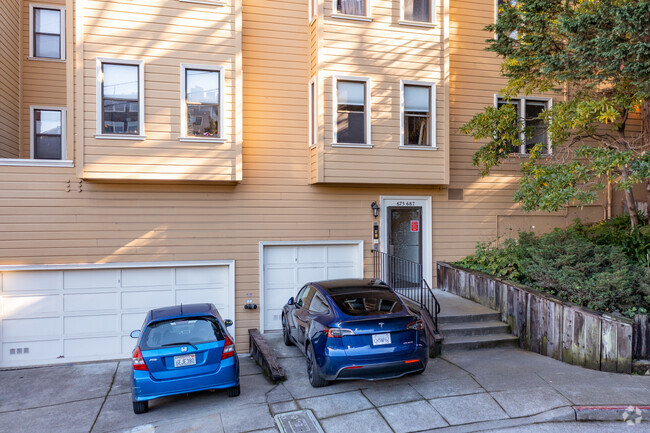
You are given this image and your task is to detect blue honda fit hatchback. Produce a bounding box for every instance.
[282,278,428,387]
[129,303,239,414]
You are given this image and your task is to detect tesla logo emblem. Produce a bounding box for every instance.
[379,322,384,328]
[181,346,188,352]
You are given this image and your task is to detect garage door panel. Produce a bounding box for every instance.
[327,245,357,263]
[122,313,145,332]
[2,295,59,318]
[122,290,174,310]
[122,335,136,356]
[327,266,358,280]
[265,267,295,287]
[175,266,228,286]
[2,271,61,292]
[297,246,326,263]
[297,267,326,285]
[64,336,118,358]
[265,247,294,265]
[64,293,118,312]
[64,315,118,335]
[63,270,118,290]
[3,340,60,362]
[266,288,293,310]
[3,317,61,339]
[121,268,172,288]
[175,287,227,308]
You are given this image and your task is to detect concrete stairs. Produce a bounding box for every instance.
[433,290,519,352]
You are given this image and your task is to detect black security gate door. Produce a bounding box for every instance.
[387,207,422,287]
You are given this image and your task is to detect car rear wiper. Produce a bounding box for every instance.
[161,342,198,350]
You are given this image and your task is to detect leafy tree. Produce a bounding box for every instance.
[461,0,650,228]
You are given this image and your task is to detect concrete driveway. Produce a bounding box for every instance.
[1,333,648,433]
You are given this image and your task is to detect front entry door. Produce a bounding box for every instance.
[387,207,422,287]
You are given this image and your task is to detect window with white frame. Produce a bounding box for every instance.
[496,97,551,154]
[310,0,317,20]
[181,65,223,140]
[31,107,65,159]
[402,82,435,147]
[496,0,518,39]
[30,5,65,59]
[309,78,317,146]
[402,0,433,23]
[334,78,370,145]
[336,0,367,16]
[97,59,144,137]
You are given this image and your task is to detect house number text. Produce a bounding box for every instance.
[395,201,416,206]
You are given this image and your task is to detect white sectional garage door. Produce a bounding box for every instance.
[0,261,234,368]
[261,242,363,331]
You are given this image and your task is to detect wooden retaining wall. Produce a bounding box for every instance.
[436,262,647,373]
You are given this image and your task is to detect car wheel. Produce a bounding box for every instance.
[228,384,240,397]
[306,344,329,388]
[282,315,294,346]
[132,400,148,414]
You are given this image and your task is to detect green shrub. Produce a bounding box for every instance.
[455,218,650,317]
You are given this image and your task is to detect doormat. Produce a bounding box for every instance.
[274,409,324,433]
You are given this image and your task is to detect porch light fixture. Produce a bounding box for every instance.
[371,201,380,218]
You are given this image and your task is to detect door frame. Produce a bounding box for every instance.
[380,196,432,288]
[258,240,364,333]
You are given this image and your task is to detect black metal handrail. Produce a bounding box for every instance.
[372,250,440,333]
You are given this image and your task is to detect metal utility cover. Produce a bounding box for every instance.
[274,410,324,433]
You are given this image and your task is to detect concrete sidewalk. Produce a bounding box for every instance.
[1,334,648,433]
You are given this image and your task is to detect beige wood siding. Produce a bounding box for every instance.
[80,0,241,182]
[310,0,449,185]
[0,0,21,158]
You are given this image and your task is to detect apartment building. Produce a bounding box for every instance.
[0,0,605,368]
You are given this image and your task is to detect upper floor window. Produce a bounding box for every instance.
[336,0,367,17]
[402,81,435,147]
[402,0,433,23]
[334,77,371,146]
[310,0,317,20]
[181,65,224,141]
[96,58,145,138]
[496,0,518,39]
[309,78,317,146]
[30,5,65,60]
[496,96,551,154]
[31,107,65,160]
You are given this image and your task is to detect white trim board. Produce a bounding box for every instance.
[258,240,364,333]
[379,196,433,288]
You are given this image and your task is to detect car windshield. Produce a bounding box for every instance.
[330,289,403,316]
[141,317,225,350]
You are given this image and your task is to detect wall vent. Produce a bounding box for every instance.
[448,188,464,201]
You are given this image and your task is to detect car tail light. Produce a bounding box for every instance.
[407,319,424,331]
[132,346,148,371]
[221,335,235,360]
[326,328,355,338]
[404,359,420,364]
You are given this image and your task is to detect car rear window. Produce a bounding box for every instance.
[330,289,403,316]
[141,317,225,350]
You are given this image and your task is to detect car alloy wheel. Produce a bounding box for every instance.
[282,315,293,346]
[306,344,328,388]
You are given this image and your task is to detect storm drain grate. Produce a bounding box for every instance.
[274,410,324,433]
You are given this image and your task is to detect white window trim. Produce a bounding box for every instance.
[95,58,145,140]
[29,4,66,60]
[400,80,437,149]
[309,0,317,23]
[494,94,553,154]
[399,0,436,26]
[180,64,226,143]
[331,0,371,20]
[332,75,372,148]
[178,0,228,6]
[30,105,67,160]
[308,76,318,148]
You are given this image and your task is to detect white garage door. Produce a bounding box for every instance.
[0,261,234,368]
[262,242,363,331]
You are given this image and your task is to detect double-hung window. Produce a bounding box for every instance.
[31,107,65,160]
[336,0,367,17]
[496,97,551,154]
[401,81,435,147]
[181,65,224,141]
[402,0,433,24]
[334,77,370,146]
[30,5,65,60]
[97,59,144,138]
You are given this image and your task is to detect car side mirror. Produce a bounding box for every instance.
[224,319,233,328]
[288,297,294,305]
[130,330,141,339]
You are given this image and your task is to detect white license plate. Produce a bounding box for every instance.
[372,333,391,345]
[174,354,196,367]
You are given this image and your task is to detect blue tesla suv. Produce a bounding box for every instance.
[282,278,428,387]
[129,303,239,414]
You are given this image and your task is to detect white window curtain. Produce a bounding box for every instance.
[338,0,365,16]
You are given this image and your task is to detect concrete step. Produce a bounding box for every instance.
[437,312,501,324]
[439,321,511,338]
[442,334,519,352]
